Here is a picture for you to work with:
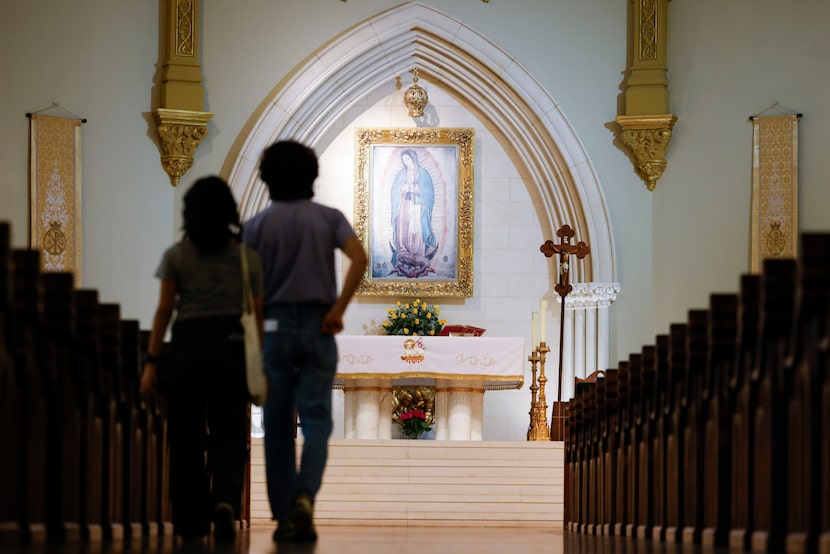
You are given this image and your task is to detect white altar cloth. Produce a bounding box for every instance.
[333,336,525,440]
[334,335,525,389]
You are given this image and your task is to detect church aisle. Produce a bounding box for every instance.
[2,525,735,554]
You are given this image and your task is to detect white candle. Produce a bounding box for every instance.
[540,300,547,344]
[532,312,539,348]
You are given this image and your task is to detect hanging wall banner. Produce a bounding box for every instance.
[29,114,83,284]
[750,114,799,273]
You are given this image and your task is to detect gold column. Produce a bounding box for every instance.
[615,0,677,191]
[152,0,213,186]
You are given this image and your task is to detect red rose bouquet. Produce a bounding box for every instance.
[397,409,432,438]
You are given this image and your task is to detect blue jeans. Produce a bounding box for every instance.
[262,303,337,522]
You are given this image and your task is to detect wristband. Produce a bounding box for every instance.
[143,352,163,364]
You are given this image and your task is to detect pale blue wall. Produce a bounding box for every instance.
[1,0,829,369]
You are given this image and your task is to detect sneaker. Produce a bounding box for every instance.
[213,502,236,542]
[290,493,318,541]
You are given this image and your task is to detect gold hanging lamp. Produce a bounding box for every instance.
[403,68,429,117]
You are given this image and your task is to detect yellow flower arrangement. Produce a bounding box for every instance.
[383,299,447,336]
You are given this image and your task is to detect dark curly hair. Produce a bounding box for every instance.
[182,175,241,254]
[259,140,318,201]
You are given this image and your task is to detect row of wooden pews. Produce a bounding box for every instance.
[564,232,830,553]
[0,222,172,544]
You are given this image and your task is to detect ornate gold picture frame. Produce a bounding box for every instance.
[354,127,474,298]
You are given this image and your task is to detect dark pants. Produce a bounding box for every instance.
[166,316,248,538]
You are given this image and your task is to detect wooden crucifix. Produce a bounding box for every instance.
[540,224,590,440]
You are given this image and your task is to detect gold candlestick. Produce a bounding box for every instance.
[526,349,540,440]
[528,343,551,441]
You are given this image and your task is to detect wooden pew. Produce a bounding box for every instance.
[650,334,669,542]
[0,223,21,543]
[562,238,827,553]
[140,332,173,537]
[564,385,577,531]
[0,221,175,544]
[625,353,642,538]
[701,293,738,547]
[600,369,618,536]
[593,374,608,534]
[681,309,708,544]
[41,272,82,543]
[664,323,687,543]
[573,381,588,533]
[822,309,830,554]
[613,360,630,536]
[12,250,48,543]
[581,379,597,534]
[751,259,797,553]
[785,234,830,553]
[120,319,145,539]
[729,274,762,551]
[635,344,655,540]
[585,377,600,535]
[76,289,104,542]
[99,303,124,540]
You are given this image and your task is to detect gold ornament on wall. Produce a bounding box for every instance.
[154,108,213,186]
[616,114,677,191]
[615,0,676,191]
[403,68,429,117]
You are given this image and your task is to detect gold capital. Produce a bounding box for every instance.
[616,114,677,191]
[153,108,213,186]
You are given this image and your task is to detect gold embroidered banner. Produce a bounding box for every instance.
[29,114,83,284]
[750,114,799,273]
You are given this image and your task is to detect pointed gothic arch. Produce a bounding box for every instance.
[225,2,616,283]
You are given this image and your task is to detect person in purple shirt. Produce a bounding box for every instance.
[243,141,367,543]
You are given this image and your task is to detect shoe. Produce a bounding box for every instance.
[213,502,236,542]
[290,493,317,541]
[272,521,296,542]
[178,534,208,550]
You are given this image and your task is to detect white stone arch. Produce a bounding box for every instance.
[226,2,616,284]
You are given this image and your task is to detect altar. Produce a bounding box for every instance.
[334,335,525,440]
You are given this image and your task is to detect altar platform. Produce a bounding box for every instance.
[250,438,565,527]
[333,335,525,440]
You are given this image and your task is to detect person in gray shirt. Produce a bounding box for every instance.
[243,141,367,543]
[140,176,264,544]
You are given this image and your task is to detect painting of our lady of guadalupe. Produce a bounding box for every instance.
[370,144,459,281]
[355,127,474,298]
